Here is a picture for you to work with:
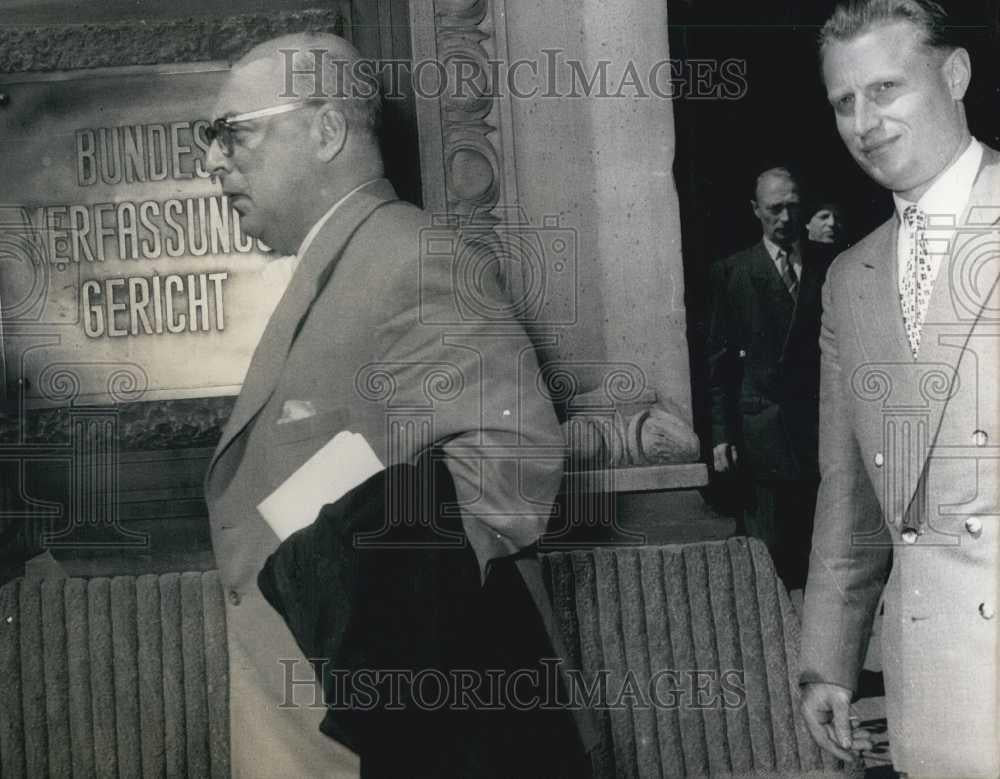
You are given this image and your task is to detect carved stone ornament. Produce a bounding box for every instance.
[0,10,348,74]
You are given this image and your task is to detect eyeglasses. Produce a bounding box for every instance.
[204,101,320,157]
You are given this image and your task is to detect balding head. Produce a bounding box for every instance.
[205,32,384,255]
[753,167,797,203]
[233,33,381,138]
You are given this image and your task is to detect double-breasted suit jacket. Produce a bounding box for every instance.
[709,241,832,482]
[801,149,1000,777]
[204,179,566,777]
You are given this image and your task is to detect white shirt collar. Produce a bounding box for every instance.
[893,137,983,223]
[762,235,801,266]
[295,178,381,260]
[893,137,983,302]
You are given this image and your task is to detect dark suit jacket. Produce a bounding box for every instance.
[258,458,590,778]
[709,240,833,481]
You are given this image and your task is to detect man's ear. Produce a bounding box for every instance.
[314,103,347,161]
[942,47,971,100]
[751,199,761,220]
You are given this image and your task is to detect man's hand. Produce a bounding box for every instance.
[712,442,738,473]
[801,682,871,762]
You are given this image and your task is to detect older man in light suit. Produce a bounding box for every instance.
[800,2,1000,777]
[203,33,587,777]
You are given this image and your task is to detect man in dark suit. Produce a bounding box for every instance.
[800,2,999,776]
[709,167,831,588]
[202,32,588,777]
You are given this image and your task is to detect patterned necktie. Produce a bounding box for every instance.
[776,249,799,300]
[900,204,931,357]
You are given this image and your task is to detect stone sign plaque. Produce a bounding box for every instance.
[0,63,286,406]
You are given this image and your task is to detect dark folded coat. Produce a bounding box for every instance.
[258,458,588,778]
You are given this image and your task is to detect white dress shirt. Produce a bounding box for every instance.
[893,138,983,299]
[762,235,802,282]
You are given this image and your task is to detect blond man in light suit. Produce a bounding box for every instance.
[202,33,587,777]
[800,2,999,777]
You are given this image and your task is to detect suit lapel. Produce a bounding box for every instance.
[782,243,825,360]
[845,221,919,523]
[749,241,795,327]
[917,151,1000,454]
[208,179,398,480]
[851,220,912,363]
[850,150,1000,518]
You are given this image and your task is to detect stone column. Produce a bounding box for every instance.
[505,0,689,416]
[410,0,702,482]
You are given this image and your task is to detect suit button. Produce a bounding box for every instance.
[980,603,996,620]
[972,429,988,447]
[228,590,241,606]
[965,516,983,537]
[874,452,884,467]
[901,528,918,544]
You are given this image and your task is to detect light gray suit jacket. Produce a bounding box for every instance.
[801,148,1000,777]
[204,179,567,777]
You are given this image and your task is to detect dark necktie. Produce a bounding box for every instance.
[777,249,799,300]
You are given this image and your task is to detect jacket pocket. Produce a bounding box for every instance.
[273,408,347,446]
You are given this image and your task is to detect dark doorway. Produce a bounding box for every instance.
[669,0,1000,460]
